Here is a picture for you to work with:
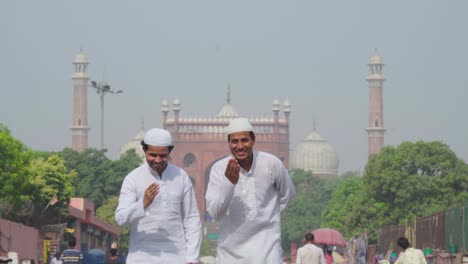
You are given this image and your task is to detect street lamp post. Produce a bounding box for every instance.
[90,80,123,149]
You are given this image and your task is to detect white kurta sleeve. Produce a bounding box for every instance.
[275,160,296,211]
[320,251,326,264]
[296,248,302,264]
[115,176,146,227]
[419,250,427,264]
[205,162,236,221]
[182,176,202,263]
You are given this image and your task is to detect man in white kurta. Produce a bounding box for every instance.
[115,128,201,264]
[394,237,427,264]
[206,118,296,264]
[296,233,325,264]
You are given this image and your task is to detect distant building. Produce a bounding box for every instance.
[0,198,119,264]
[366,50,386,157]
[120,121,145,160]
[290,125,339,177]
[71,50,90,152]
[160,86,290,219]
[65,198,119,252]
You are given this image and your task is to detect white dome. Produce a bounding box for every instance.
[120,128,145,160]
[291,130,339,176]
[216,103,240,118]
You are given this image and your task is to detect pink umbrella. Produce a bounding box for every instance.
[311,228,347,246]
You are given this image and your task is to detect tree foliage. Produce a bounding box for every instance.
[96,196,130,255]
[0,125,32,219]
[28,155,77,225]
[59,148,142,209]
[281,170,342,252]
[0,125,77,224]
[321,174,363,239]
[59,148,112,208]
[323,141,468,239]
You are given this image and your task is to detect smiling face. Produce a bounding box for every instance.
[145,145,171,175]
[228,131,255,168]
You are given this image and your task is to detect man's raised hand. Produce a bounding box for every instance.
[225,159,240,184]
[144,182,160,208]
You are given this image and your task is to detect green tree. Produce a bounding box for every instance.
[321,174,363,239]
[27,155,77,225]
[337,141,468,237]
[59,148,141,209]
[59,148,113,208]
[281,170,341,253]
[96,196,130,255]
[105,149,142,198]
[0,124,32,220]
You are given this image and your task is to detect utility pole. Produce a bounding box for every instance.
[90,80,123,149]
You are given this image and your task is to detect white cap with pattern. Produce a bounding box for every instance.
[226,117,254,135]
[143,128,173,146]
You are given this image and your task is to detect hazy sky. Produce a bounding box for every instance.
[2,1,467,174]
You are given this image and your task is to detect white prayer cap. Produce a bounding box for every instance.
[227,117,254,135]
[143,128,173,146]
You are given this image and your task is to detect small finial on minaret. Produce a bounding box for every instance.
[227,82,231,104]
[313,119,316,131]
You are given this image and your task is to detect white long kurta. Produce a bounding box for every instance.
[206,151,296,264]
[115,162,201,264]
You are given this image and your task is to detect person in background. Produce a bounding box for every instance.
[394,237,427,264]
[324,247,333,264]
[296,233,325,264]
[206,118,296,264]
[115,128,201,264]
[50,252,63,264]
[61,236,82,264]
[107,242,125,264]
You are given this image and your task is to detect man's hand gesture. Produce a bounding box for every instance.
[225,159,240,184]
[143,182,160,208]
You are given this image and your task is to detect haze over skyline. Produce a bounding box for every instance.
[2,1,467,174]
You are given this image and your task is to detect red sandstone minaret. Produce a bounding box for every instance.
[71,50,90,152]
[366,50,386,157]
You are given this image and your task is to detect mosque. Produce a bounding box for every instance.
[71,49,385,219]
[118,87,343,219]
[121,87,294,218]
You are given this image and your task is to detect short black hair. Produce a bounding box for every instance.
[140,140,174,152]
[68,235,77,247]
[397,237,410,250]
[305,233,315,242]
[227,131,256,142]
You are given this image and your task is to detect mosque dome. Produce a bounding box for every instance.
[216,103,240,118]
[290,130,339,176]
[120,127,145,161]
[216,83,240,118]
